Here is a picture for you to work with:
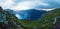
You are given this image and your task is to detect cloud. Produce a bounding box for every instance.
[0,0,15,9]
[0,0,60,11]
[15,14,22,19]
[0,0,49,11]
[12,1,32,11]
[12,0,49,11]
[38,0,60,8]
[42,8,55,11]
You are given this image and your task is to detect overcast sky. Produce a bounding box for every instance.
[0,0,60,11]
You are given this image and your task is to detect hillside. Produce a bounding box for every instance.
[39,8,60,29]
[20,8,60,29]
[1,6,60,29]
[0,7,24,29]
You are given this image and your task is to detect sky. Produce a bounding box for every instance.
[0,0,60,19]
[0,0,60,11]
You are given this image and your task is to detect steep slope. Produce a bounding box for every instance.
[0,7,24,29]
[20,8,60,29]
[39,8,60,29]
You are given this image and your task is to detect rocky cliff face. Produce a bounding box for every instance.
[0,7,24,29]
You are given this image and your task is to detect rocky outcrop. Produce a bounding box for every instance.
[0,7,24,29]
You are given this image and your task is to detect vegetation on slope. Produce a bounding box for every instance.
[20,8,60,29]
[0,7,24,29]
[1,6,60,29]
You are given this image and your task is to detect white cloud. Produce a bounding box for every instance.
[11,1,32,11]
[15,14,21,19]
[35,8,54,11]
[0,0,54,11]
[42,9,53,11]
[11,1,49,11]
[41,8,55,11]
[0,0,14,9]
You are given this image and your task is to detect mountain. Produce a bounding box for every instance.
[39,8,60,29]
[0,7,24,29]
[5,9,16,15]
[1,6,60,29]
[3,8,60,29]
[4,9,47,20]
[16,9,47,20]
[20,8,60,29]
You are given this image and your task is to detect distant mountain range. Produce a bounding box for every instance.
[5,9,47,20]
[16,9,47,20]
[5,9,16,14]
